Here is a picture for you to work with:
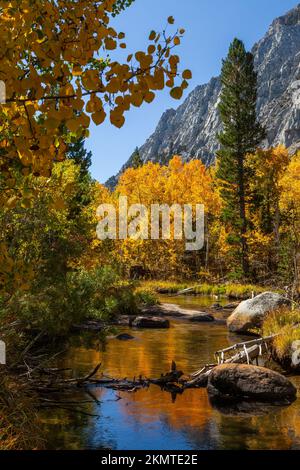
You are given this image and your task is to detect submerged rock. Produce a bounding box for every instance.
[223,303,239,310]
[115,333,135,340]
[189,314,215,322]
[227,292,290,334]
[141,303,210,318]
[131,316,170,328]
[207,363,297,404]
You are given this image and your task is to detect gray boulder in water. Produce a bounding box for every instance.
[227,292,290,334]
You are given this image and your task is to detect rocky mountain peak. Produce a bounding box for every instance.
[107,4,300,188]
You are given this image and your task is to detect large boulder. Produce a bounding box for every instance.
[227,292,290,334]
[291,340,300,369]
[275,340,300,373]
[207,363,297,404]
[131,316,170,328]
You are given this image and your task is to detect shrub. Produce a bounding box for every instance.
[1,266,138,335]
[134,288,158,306]
[263,308,300,360]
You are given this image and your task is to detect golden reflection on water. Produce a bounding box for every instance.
[40,299,300,450]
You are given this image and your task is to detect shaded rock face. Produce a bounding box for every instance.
[227,292,290,334]
[131,316,170,328]
[107,4,300,188]
[207,364,297,404]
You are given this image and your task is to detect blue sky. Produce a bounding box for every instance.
[88,0,298,182]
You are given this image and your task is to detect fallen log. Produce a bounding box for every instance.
[176,287,197,296]
[184,335,277,388]
[214,335,277,365]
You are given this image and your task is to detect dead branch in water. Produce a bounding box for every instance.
[13,334,278,412]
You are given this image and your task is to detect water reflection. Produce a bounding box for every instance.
[39,296,300,450]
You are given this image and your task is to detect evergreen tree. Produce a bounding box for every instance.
[131,147,143,168]
[66,137,92,177]
[66,137,93,214]
[216,38,265,278]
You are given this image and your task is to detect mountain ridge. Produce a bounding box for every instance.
[106,4,300,188]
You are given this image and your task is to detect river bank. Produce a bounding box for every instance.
[140,280,282,299]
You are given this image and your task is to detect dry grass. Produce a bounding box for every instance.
[263,308,300,360]
[140,280,271,299]
[0,374,44,450]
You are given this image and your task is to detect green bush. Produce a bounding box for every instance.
[2,266,138,335]
[263,308,300,360]
[134,288,158,306]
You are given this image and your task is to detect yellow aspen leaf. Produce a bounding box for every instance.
[174,36,180,46]
[148,45,156,54]
[77,113,90,128]
[153,69,165,90]
[92,109,106,125]
[66,118,81,132]
[170,87,183,100]
[168,16,175,24]
[110,110,125,128]
[144,91,155,103]
[73,98,85,111]
[181,79,189,89]
[149,30,156,40]
[130,92,143,107]
[106,78,120,93]
[166,78,174,88]
[105,38,117,50]
[72,65,83,76]
[182,69,192,80]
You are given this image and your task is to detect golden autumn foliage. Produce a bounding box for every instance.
[91,147,300,288]
[0,0,192,292]
[94,156,220,278]
[279,151,300,292]
[0,0,190,193]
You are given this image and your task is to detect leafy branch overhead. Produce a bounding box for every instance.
[0,0,192,183]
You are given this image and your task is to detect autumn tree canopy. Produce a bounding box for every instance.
[0,0,191,195]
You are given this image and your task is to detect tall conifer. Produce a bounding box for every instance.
[216,38,265,277]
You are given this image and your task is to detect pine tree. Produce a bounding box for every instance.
[66,137,93,214]
[66,137,92,177]
[131,147,143,168]
[216,38,265,278]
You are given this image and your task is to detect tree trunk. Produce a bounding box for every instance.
[237,154,249,277]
